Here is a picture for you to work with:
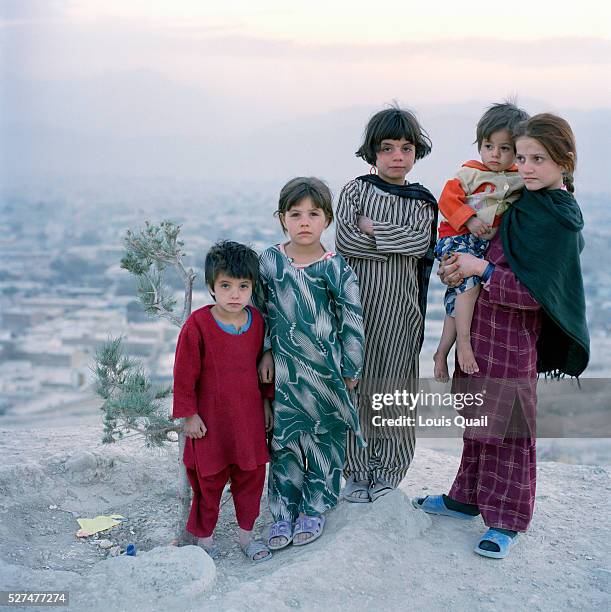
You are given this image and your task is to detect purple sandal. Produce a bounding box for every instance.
[292,515,326,546]
[267,520,293,550]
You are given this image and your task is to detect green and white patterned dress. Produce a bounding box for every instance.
[257,244,365,520]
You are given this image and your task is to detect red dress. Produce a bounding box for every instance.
[172,305,270,476]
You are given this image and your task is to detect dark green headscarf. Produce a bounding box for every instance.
[500,188,590,377]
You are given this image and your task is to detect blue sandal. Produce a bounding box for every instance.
[474,528,519,559]
[267,520,293,550]
[292,515,325,546]
[411,495,478,521]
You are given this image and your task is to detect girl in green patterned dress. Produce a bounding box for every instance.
[257,177,365,550]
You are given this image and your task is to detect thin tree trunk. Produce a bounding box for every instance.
[177,431,194,545]
[174,256,196,544]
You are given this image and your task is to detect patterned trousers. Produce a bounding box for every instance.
[344,428,416,488]
[449,436,537,532]
[268,427,347,522]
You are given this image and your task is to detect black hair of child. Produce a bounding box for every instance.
[476,101,530,149]
[356,104,432,165]
[276,176,334,231]
[204,240,259,289]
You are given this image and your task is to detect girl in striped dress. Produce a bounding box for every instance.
[335,106,438,502]
[257,177,365,549]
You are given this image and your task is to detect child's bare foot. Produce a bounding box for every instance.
[268,535,287,548]
[457,340,479,375]
[433,351,450,383]
[293,533,310,544]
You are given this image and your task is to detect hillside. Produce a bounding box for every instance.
[1,426,609,611]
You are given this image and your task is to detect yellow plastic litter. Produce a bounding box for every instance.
[76,515,125,537]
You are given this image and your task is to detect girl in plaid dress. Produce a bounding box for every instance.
[413,113,589,559]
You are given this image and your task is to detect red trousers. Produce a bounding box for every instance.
[449,436,536,532]
[185,463,266,538]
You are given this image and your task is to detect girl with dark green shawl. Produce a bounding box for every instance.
[413,114,589,560]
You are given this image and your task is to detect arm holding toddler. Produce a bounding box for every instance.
[438,253,540,311]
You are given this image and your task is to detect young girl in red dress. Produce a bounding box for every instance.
[172,240,274,563]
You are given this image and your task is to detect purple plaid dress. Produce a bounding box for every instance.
[449,234,542,531]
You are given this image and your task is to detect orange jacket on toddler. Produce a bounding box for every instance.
[438,160,523,238]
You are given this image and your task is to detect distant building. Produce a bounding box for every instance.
[127,301,151,323]
[2,309,51,333]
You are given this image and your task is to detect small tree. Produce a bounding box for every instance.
[93,221,196,545]
[94,337,176,447]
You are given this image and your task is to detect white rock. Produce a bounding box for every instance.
[65,451,98,473]
[76,545,216,610]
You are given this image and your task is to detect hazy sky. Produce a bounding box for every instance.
[1,1,609,189]
[3,0,610,115]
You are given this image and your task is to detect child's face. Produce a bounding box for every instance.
[280,197,329,247]
[515,136,564,191]
[375,138,415,185]
[209,274,253,314]
[479,129,515,172]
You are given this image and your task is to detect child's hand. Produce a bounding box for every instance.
[264,399,274,432]
[184,414,207,439]
[344,377,358,390]
[357,216,375,236]
[479,227,498,241]
[453,253,489,278]
[438,253,462,288]
[465,216,491,237]
[258,350,274,384]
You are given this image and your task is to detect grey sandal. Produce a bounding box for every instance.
[342,476,371,503]
[241,539,272,563]
[197,539,220,560]
[369,477,394,502]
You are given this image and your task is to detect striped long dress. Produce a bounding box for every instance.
[335,177,436,487]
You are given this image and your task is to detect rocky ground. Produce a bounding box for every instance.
[0,425,609,611]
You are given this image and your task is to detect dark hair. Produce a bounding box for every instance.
[513,113,577,193]
[476,101,530,148]
[204,240,259,289]
[276,176,333,231]
[356,104,432,165]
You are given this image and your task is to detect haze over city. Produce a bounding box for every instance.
[2,0,610,190]
[0,0,609,446]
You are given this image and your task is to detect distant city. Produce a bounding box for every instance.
[1,176,609,427]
